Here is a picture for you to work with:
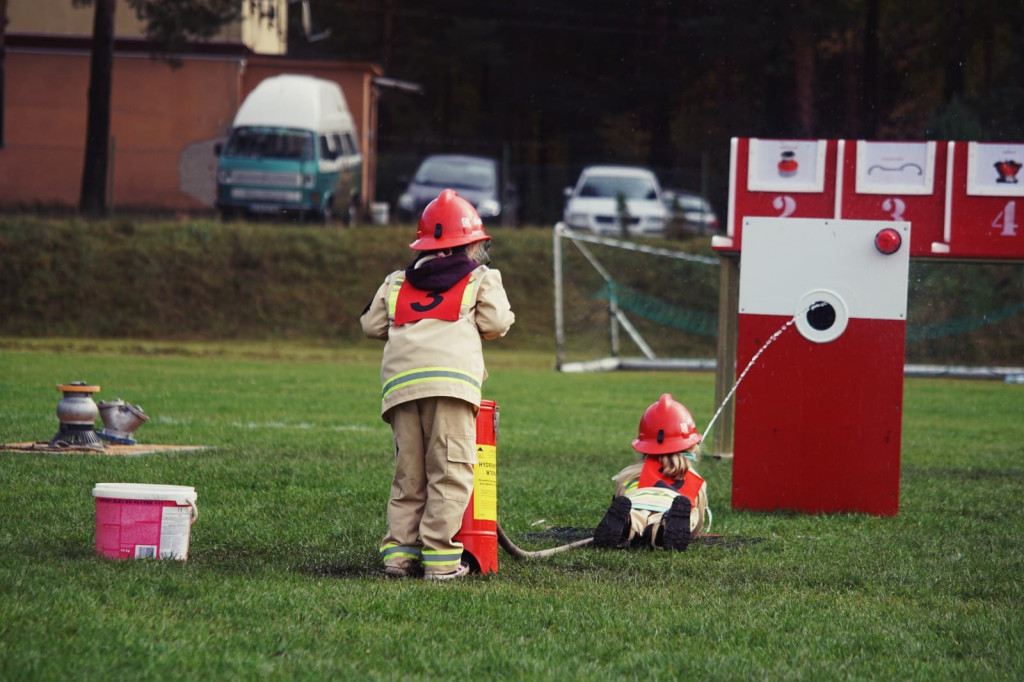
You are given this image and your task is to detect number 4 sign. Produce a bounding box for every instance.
[935,142,1024,258]
[993,201,1018,237]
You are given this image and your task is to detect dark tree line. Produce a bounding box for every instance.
[74,1,1023,221]
[291,0,1023,221]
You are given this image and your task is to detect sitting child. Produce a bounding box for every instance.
[594,393,710,551]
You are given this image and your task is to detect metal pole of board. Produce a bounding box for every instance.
[554,222,565,369]
[712,252,739,456]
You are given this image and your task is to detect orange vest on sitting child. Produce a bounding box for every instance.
[637,456,705,505]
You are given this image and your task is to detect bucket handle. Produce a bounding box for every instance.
[188,500,199,524]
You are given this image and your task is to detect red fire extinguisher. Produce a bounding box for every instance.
[455,399,499,574]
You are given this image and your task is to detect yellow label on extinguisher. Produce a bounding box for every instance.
[473,444,497,521]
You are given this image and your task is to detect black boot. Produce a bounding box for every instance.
[594,496,632,548]
[662,495,693,551]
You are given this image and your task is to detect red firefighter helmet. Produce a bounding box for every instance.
[410,188,491,251]
[631,393,702,455]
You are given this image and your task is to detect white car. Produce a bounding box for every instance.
[562,165,668,235]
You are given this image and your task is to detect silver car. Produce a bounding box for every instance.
[397,154,518,226]
[662,189,720,235]
[562,165,668,235]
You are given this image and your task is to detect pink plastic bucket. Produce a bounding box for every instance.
[92,483,198,560]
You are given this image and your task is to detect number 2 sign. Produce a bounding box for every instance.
[772,195,797,217]
[720,138,839,251]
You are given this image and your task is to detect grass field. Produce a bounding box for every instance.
[1,340,1022,680]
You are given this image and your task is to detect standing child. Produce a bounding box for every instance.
[360,189,515,580]
[594,393,710,551]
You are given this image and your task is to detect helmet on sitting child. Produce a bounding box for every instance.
[632,393,702,456]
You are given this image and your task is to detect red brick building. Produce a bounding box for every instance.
[0,1,382,214]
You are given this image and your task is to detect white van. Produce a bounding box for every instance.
[215,74,362,223]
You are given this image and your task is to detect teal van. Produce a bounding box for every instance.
[215,74,362,223]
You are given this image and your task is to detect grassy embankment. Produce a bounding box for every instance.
[1,215,1022,365]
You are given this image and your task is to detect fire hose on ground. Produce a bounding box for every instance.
[460,401,598,568]
[495,522,593,559]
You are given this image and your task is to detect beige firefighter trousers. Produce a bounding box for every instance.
[380,397,477,574]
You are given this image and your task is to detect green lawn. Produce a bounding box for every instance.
[1,340,1022,680]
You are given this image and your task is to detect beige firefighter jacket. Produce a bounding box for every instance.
[360,264,515,420]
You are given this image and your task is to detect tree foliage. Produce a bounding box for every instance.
[291,0,1024,221]
[126,0,240,58]
[73,1,1024,220]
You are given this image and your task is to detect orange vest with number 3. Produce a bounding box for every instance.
[393,273,473,326]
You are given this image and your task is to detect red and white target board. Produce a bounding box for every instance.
[732,217,910,516]
[717,137,1024,260]
[713,138,1023,516]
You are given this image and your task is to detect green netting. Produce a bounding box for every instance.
[907,303,1024,341]
[593,282,718,337]
[593,283,1024,342]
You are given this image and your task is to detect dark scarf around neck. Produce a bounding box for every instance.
[405,251,478,292]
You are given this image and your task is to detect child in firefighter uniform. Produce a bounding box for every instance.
[594,393,710,551]
[360,189,515,580]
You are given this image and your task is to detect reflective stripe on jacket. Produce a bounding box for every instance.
[360,264,515,419]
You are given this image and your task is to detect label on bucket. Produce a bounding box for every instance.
[473,444,497,521]
[158,505,192,559]
[95,497,194,560]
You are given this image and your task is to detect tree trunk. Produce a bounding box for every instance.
[860,0,880,138]
[793,25,816,138]
[944,0,966,102]
[980,0,994,94]
[380,0,394,72]
[79,0,116,216]
[645,0,674,174]
[1,0,7,148]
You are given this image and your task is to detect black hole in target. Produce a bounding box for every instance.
[806,302,836,331]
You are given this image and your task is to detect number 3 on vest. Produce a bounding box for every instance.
[411,292,444,312]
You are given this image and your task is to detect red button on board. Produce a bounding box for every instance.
[874,228,902,254]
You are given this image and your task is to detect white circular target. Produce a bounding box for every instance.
[795,289,849,343]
